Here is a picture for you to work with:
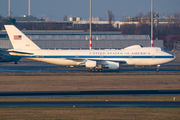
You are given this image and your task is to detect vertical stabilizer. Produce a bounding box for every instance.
[4,25,40,50]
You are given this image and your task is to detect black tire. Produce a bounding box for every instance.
[95,68,99,72]
[98,69,102,72]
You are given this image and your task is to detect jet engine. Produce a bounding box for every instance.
[85,60,97,68]
[106,61,119,69]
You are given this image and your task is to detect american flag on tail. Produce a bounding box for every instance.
[14,35,22,40]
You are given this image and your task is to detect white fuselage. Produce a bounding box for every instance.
[14,47,176,66]
[5,25,176,70]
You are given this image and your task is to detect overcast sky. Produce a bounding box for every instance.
[0,0,179,21]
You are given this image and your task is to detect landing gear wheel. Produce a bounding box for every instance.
[91,69,95,72]
[98,69,102,72]
[88,68,102,72]
[95,68,99,72]
[156,65,160,72]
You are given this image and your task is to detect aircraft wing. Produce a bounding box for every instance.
[67,58,127,65]
[7,50,34,56]
[87,59,127,64]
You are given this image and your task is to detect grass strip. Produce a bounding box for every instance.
[0,107,180,120]
[0,74,180,91]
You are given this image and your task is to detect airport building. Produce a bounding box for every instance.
[0,30,163,49]
[14,15,39,21]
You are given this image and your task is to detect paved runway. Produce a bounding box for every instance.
[1,90,180,108]
[1,101,180,108]
[1,61,180,72]
[0,90,180,98]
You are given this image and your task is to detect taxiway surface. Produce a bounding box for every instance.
[1,101,180,108]
[1,61,180,73]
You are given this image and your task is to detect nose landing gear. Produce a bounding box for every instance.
[156,65,160,72]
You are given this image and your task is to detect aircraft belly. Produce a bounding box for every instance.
[127,58,174,66]
[30,58,78,66]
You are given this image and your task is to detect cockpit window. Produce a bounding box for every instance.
[161,48,165,51]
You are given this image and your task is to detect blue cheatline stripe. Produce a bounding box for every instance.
[20,55,175,59]
[155,56,174,58]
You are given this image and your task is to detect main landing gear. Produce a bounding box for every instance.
[88,68,102,72]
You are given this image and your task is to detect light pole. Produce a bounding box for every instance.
[28,0,30,16]
[8,0,11,16]
[89,0,92,50]
[151,0,153,47]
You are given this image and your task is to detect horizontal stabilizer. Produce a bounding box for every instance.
[8,50,34,55]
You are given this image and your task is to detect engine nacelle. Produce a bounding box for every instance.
[106,61,119,69]
[85,60,97,68]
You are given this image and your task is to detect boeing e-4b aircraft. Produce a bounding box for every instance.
[4,25,176,71]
